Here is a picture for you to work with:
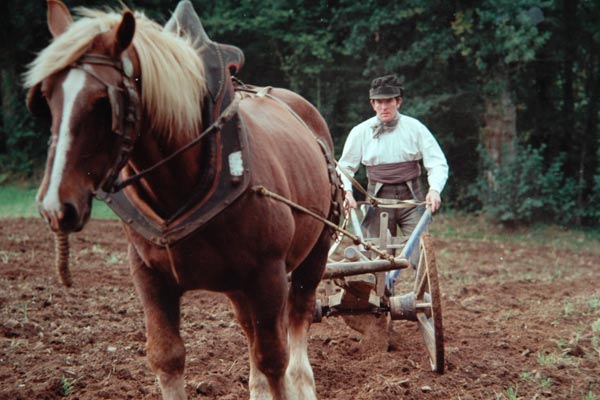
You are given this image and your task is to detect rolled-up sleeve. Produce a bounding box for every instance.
[337,127,363,192]
[419,124,449,193]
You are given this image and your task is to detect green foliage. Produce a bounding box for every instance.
[471,143,579,226]
[583,146,600,225]
[0,87,47,179]
[0,0,598,229]
[451,0,551,75]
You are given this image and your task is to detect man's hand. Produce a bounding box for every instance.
[426,190,442,213]
[344,190,357,210]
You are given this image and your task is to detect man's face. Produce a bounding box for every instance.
[370,97,401,123]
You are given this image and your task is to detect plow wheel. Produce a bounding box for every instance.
[414,233,444,373]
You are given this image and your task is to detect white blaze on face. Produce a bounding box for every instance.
[41,69,87,213]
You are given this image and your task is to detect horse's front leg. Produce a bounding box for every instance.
[129,246,186,400]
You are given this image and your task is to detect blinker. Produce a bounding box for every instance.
[26,84,51,123]
[122,56,134,78]
[107,85,125,135]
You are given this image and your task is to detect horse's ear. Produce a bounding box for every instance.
[114,11,136,56]
[47,0,73,37]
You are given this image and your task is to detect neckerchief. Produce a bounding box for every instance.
[371,115,399,138]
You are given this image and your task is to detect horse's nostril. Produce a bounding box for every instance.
[62,202,78,226]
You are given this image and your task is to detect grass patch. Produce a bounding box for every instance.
[0,186,38,217]
[584,392,597,400]
[80,244,124,265]
[432,211,600,253]
[2,186,600,247]
[519,369,556,394]
[60,376,81,396]
[0,185,116,219]
[536,352,557,366]
[495,385,519,400]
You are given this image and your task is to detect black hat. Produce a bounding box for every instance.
[369,75,404,99]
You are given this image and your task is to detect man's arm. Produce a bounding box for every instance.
[418,122,448,212]
[337,126,363,209]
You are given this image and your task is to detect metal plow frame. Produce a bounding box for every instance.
[316,209,445,373]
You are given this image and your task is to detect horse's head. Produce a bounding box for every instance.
[27,0,141,233]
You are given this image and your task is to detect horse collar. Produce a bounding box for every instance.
[96,100,252,247]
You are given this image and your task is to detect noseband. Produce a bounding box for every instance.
[72,53,141,193]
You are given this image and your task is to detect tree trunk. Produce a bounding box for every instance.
[481,76,516,168]
[562,0,578,138]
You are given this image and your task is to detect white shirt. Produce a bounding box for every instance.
[337,112,449,193]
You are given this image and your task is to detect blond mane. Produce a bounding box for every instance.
[24,8,207,141]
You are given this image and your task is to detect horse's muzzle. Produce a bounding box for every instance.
[39,198,91,233]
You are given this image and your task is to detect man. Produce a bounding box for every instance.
[338,74,449,245]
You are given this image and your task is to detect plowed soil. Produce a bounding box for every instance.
[1,217,599,399]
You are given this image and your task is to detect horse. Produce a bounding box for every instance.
[24,1,341,399]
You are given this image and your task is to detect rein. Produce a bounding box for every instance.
[237,84,425,211]
[235,85,417,262]
[75,53,241,195]
[110,97,240,193]
[235,84,426,261]
[252,185,400,264]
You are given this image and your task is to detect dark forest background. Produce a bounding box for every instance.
[1,0,599,227]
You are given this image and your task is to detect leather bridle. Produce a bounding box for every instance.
[71,53,141,193]
[73,53,240,197]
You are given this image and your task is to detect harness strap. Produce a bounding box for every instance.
[165,243,182,286]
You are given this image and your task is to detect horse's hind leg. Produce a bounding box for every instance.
[286,229,330,400]
[228,292,272,399]
[129,248,186,400]
[230,263,291,400]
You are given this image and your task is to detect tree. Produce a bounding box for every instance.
[0,1,49,179]
[451,0,550,168]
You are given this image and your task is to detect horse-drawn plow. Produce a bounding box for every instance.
[25,0,445,396]
[315,208,445,373]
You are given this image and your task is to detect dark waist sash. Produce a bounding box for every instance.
[366,160,421,184]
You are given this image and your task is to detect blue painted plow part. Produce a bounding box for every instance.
[386,208,432,291]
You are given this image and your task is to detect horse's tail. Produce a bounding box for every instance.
[54,232,72,287]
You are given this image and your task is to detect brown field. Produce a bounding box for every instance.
[1,217,599,399]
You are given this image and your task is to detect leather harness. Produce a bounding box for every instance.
[71,53,141,194]
[68,5,342,248]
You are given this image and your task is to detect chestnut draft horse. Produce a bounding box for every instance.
[25,1,340,399]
